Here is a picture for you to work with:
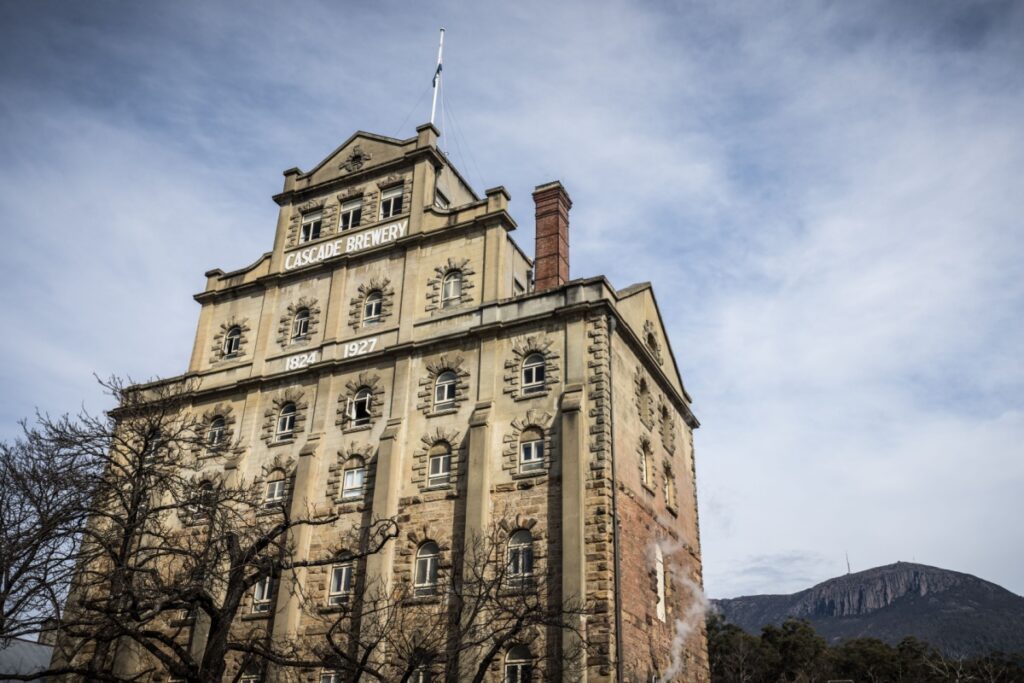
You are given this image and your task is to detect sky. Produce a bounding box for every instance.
[1,0,1022,600]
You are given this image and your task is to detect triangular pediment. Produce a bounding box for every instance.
[301,131,416,186]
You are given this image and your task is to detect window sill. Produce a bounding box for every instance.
[666,505,679,518]
[242,611,271,621]
[512,469,546,480]
[641,484,656,496]
[429,407,459,418]
[514,389,551,402]
[269,438,297,448]
[405,594,442,606]
[342,424,373,434]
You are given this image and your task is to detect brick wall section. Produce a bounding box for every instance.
[532,182,571,292]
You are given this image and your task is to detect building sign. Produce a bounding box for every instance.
[343,337,378,359]
[284,219,408,271]
[284,350,318,371]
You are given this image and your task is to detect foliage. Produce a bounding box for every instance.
[708,613,1024,683]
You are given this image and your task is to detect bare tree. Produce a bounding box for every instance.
[0,426,93,642]
[0,377,397,683]
[309,517,588,683]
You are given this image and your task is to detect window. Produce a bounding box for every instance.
[252,576,272,613]
[320,672,342,683]
[441,271,462,307]
[379,185,403,220]
[264,477,286,508]
[339,197,362,231]
[185,481,215,520]
[655,544,666,622]
[276,403,296,441]
[240,675,260,683]
[504,646,533,683]
[519,428,544,473]
[207,416,226,447]
[300,211,322,243]
[342,466,366,500]
[363,291,383,325]
[414,541,440,596]
[328,563,354,605]
[223,326,242,357]
[434,189,450,209]
[142,428,163,464]
[291,308,311,340]
[348,388,372,426]
[521,354,545,394]
[507,529,534,587]
[411,666,431,683]
[434,371,457,410]
[639,442,651,488]
[663,465,677,510]
[427,442,452,486]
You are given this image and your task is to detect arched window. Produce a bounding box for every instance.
[223,326,242,357]
[655,544,667,622]
[519,427,544,473]
[363,291,383,325]
[507,529,534,587]
[441,271,462,307]
[427,442,452,486]
[638,377,652,423]
[504,645,533,683]
[434,371,457,410]
[291,308,311,340]
[276,403,296,441]
[639,439,652,487]
[207,416,226,447]
[348,388,373,427]
[663,464,677,511]
[414,541,440,596]
[521,354,545,394]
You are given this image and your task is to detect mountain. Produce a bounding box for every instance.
[712,562,1024,655]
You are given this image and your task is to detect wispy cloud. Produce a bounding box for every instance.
[1,0,1021,598]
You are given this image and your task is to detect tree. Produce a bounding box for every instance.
[307,518,588,683]
[0,427,92,642]
[0,377,397,682]
[706,612,769,683]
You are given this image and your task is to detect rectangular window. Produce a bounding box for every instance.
[519,441,544,472]
[328,563,354,605]
[379,185,403,220]
[412,667,431,683]
[252,576,272,614]
[264,480,286,507]
[320,672,342,683]
[300,211,322,243]
[428,453,451,485]
[342,467,366,500]
[655,547,667,622]
[339,198,362,231]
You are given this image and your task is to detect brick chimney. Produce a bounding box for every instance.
[532,181,572,292]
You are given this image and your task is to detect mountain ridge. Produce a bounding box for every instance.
[712,561,1024,655]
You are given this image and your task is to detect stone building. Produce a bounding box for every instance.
[123,123,706,681]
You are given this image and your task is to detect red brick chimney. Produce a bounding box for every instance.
[532,181,572,292]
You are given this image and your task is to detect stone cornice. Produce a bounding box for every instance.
[193,210,516,303]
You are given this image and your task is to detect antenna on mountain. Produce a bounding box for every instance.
[430,28,445,127]
[846,552,851,575]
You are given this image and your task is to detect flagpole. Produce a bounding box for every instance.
[430,28,445,126]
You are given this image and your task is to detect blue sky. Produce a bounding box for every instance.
[1,0,1022,599]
